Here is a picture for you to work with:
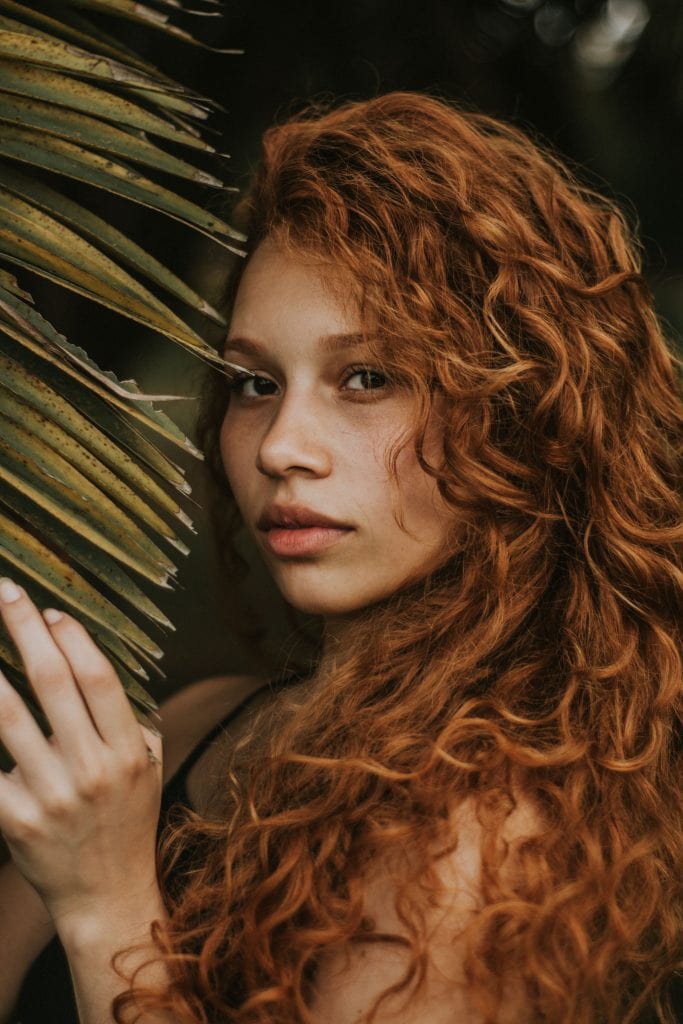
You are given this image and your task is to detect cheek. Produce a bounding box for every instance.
[219,415,247,499]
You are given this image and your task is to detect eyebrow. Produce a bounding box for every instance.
[222,332,366,359]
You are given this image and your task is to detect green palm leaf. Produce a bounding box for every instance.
[0,162,226,323]
[0,1,168,74]
[0,62,214,147]
[0,0,241,752]
[0,93,226,185]
[0,127,243,253]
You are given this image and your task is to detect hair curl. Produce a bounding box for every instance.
[116,92,682,1024]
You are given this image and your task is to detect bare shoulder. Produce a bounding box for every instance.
[312,791,543,1024]
[159,673,266,784]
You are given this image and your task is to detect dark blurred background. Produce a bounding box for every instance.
[30,0,683,695]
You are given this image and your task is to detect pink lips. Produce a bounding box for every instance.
[257,504,353,557]
[264,526,351,557]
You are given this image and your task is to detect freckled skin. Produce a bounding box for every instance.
[220,239,454,621]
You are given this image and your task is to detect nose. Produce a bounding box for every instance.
[256,390,332,479]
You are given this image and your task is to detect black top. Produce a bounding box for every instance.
[12,684,269,1024]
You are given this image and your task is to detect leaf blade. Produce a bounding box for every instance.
[0,162,226,324]
[0,508,164,658]
[0,30,193,95]
[0,430,178,586]
[0,90,226,186]
[0,125,246,248]
[0,192,227,357]
[0,61,212,147]
[0,343,195,525]
[0,484,173,628]
[0,279,209,454]
[0,385,191,555]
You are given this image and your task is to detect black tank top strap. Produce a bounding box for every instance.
[161,683,267,812]
[161,664,308,814]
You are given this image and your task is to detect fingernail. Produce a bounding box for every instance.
[0,578,22,603]
[43,608,63,625]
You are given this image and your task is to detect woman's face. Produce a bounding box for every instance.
[220,238,454,620]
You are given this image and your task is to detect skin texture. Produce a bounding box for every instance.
[220,238,455,625]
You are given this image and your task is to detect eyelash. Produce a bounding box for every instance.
[344,365,390,393]
[226,372,274,398]
[226,365,391,399]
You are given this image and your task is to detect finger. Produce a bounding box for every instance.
[0,581,95,756]
[0,668,58,791]
[43,608,147,757]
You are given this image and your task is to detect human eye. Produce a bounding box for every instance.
[227,371,278,399]
[342,365,391,394]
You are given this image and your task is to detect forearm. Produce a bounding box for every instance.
[57,885,177,1024]
[0,861,55,1023]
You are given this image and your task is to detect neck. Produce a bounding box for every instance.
[321,613,361,660]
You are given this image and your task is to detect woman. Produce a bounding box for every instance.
[0,92,680,1024]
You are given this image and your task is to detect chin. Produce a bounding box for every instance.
[280,587,369,618]
[272,565,407,620]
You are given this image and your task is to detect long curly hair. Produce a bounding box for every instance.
[116,92,682,1024]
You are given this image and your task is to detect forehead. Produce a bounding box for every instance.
[228,240,361,343]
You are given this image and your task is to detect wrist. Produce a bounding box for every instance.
[53,887,174,1024]
[53,884,167,956]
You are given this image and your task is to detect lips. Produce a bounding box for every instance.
[257,504,351,531]
[257,504,353,557]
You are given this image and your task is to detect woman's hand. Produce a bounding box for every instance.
[0,577,163,937]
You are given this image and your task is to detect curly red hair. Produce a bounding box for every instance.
[117,93,682,1023]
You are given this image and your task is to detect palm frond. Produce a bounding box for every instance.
[0,0,240,762]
